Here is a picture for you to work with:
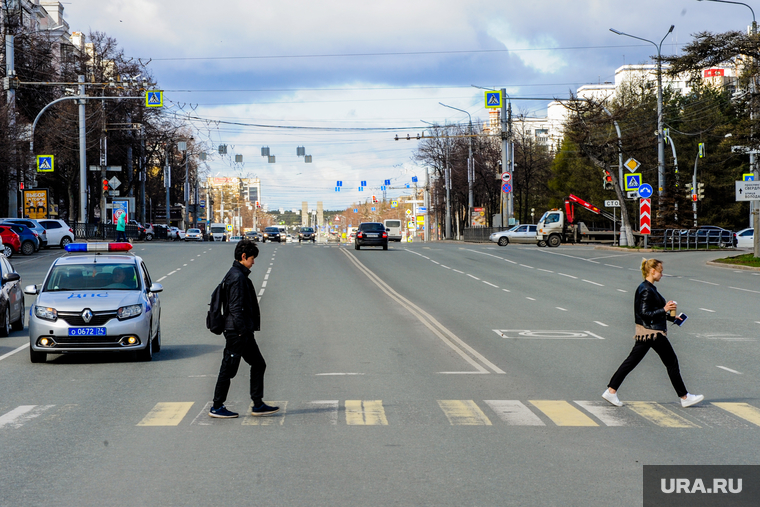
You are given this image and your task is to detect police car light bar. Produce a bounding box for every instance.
[65,242,133,253]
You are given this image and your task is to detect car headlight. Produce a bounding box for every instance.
[117,304,143,320]
[35,306,57,321]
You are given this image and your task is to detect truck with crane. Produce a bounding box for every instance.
[535,194,642,247]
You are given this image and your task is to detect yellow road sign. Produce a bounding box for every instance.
[624,158,640,172]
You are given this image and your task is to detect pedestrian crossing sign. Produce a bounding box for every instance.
[391,200,398,208]
[485,91,502,109]
[36,155,54,172]
[624,173,642,191]
[145,90,163,108]
[743,173,755,181]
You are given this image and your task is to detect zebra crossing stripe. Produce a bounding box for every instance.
[573,400,632,427]
[625,402,700,428]
[242,402,287,426]
[0,405,55,429]
[712,402,760,427]
[137,402,195,426]
[484,400,545,426]
[529,400,598,426]
[438,400,492,425]
[345,400,388,425]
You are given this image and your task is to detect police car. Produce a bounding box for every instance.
[24,242,162,363]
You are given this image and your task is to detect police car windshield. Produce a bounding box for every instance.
[44,263,140,291]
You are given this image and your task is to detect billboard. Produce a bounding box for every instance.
[23,189,48,219]
[112,199,129,224]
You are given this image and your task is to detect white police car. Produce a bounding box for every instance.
[24,242,162,363]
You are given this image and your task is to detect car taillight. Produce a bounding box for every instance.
[69,228,74,233]
[382,232,387,238]
[357,232,363,238]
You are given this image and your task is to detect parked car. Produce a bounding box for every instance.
[0,254,24,336]
[695,226,737,248]
[354,222,388,250]
[489,224,538,246]
[184,228,203,241]
[168,227,186,241]
[0,225,21,258]
[298,227,316,242]
[4,223,40,255]
[262,226,283,243]
[736,228,754,248]
[38,219,75,248]
[0,218,48,248]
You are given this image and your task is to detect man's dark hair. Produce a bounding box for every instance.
[234,239,259,261]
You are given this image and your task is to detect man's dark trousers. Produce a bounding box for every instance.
[213,331,266,409]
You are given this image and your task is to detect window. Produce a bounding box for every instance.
[544,213,560,225]
[141,262,152,291]
[40,221,62,229]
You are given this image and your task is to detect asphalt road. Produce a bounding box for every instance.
[1,239,758,506]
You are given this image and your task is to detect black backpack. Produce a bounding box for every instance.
[206,280,226,335]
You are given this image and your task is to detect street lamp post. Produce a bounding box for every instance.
[610,25,674,206]
[439,102,474,225]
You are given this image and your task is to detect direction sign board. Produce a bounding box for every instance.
[743,173,755,181]
[36,155,54,173]
[640,198,651,235]
[624,173,642,191]
[604,200,620,208]
[501,172,511,183]
[418,206,427,212]
[502,183,512,193]
[638,183,653,199]
[735,181,760,201]
[623,158,640,173]
[485,91,502,109]
[145,90,163,107]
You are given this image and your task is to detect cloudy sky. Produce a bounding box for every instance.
[64,0,754,209]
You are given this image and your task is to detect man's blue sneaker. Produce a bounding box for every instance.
[251,403,280,416]
[209,405,239,418]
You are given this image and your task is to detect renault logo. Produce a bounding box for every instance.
[82,309,92,323]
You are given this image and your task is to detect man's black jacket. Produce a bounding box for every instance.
[223,260,260,334]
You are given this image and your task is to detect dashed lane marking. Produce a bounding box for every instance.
[526,297,536,301]
[453,269,464,274]
[467,274,480,280]
[556,307,568,311]
[700,308,716,313]
[716,366,742,375]
[594,321,608,327]
[558,273,577,279]
[583,279,604,286]
[690,279,719,286]
[729,286,760,294]
[0,343,29,362]
[483,281,498,288]
[519,264,534,269]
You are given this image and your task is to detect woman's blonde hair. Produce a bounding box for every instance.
[641,258,662,279]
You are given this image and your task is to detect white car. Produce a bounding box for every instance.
[184,228,203,241]
[489,224,538,246]
[168,227,186,241]
[736,228,755,248]
[38,219,75,248]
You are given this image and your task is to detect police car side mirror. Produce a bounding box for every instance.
[23,284,38,295]
[2,272,20,283]
[149,283,163,293]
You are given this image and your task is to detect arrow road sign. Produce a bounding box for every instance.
[638,183,653,199]
[640,198,651,235]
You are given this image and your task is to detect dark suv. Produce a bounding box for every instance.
[355,222,388,250]
[263,226,282,243]
[299,227,316,242]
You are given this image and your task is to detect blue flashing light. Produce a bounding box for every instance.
[65,242,133,253]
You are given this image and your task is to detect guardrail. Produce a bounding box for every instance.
[655,229,736,251]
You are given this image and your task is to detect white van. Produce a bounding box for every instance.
[208,223,227,241]
[384,219,402,242]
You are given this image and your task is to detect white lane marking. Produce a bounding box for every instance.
[261,281,267,288]
[270,263,273,266]
[167,270,177,276]
[504,258,517,265]
[315,373,365,376]
[556,307,568,311]
[453,269,464,274]
[267,268,272,274]
[190,259,194,261]
[0,405,55,429]
[558,273,577,279]
[700,308,716,313]
[463,248,517,264]
[594,321,609,327]
[690,279,719,286]
[583,279,604,287]
[604,264,623,269]
[467,274,480,280]
[441,265,451,269]
[716,366,742,375]
[537,269,554,273]
[729,286,760,294]
[539,250,600,264]
[156,276,167,282]
[0,343,29,362]
[431,260,440,265]
[264,274,269,280]
[258,289,265,296]
[519,264,534,269]
[438,371,490,375]
[197,254,201,257]
[183,264,187,267]
[176,268,181,271]
[573,401,628,427]
[526,297,536,301]
[421,255,430,259]
[502,289,511,293]
[483,281,498,288]
[485,400,545,426]
[617,289,627,293]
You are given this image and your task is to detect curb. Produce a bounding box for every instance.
[594,245,654,253]
[706,260,760,271]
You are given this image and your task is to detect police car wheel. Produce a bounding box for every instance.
[30,348,46,363]
[152,323,161,352]
[137,335,153,361]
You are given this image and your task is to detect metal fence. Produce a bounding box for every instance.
[655,229,736,251]
[463,227,509,243]
[72,223,141,241]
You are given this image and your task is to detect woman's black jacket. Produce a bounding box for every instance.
[634,280,673,332]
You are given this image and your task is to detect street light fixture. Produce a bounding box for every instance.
[439,102,474,224]
[610,25,673,203]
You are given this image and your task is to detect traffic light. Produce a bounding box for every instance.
[697,182,705,200]
[603,170,613,190]
[102,179,109,192]
[372,195,378,203]
[692,193,698,202]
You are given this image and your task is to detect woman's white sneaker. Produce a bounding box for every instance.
[602,389,623,407]
[681,393,704,408]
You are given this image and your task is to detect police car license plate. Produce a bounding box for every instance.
[68,327,106,336]
[367,233,378,237]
